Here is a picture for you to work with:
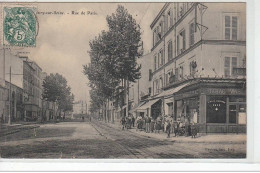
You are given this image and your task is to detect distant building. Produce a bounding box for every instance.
[140,2,246,133]
[73,100,87,115]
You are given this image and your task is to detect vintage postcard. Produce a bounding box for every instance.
[0,2,247,161]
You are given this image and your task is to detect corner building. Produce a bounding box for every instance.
[148,2,246,133]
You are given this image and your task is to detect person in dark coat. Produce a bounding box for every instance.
[132,116,135,127]
[166,121,171,138]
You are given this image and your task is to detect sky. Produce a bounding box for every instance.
[20,3,164,104]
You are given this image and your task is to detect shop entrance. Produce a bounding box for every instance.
[206,96,227,123]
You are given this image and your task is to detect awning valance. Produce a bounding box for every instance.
[136,99,160,112]
[157,82,190,98]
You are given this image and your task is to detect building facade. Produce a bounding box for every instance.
[0,49,24,122]
[22,58,44,121]
[143,2,246,133]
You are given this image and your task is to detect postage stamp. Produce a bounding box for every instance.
[3,6,37,47]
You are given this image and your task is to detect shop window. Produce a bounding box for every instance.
[206,96,227,123]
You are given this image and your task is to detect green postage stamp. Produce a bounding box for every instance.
[3,6,37,47]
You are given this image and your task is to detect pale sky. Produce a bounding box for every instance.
[23,3,164,103]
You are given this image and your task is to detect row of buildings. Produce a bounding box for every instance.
[0,48,57,123]
[103,2,246,133]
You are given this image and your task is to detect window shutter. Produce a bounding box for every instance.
[232,16,238,40]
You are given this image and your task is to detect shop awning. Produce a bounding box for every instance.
[129,102,146,114]
[136,99,160,111]
[157,82,190,98]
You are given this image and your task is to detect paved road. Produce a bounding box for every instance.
[0,120,246,158]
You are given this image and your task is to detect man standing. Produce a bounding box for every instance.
[131,115,135,127]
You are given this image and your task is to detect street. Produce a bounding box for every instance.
[0,120,246,158]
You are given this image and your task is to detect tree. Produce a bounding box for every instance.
[83,5,143,119]
[42,73,74,119]
[105,5,143,117]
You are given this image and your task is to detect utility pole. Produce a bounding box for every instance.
[9,66,11,125]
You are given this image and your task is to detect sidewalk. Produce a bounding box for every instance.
[0,122,40,137]
[103,121,246,144]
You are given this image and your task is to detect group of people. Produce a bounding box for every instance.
[120,116,135,130]
[135,114,199,138]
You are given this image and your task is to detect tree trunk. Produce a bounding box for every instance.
[125,77,129,118]
[107,99,109,122]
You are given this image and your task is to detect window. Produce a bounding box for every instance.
[224,15,238,40]
[168,41,173,61]
[156,80,159,94]
[179,65,184,79]
[154,55,157,70]
[159,49,164,66]
[189,21,195,46]
[167,10,173,29]
[166,71,172,85]
[178,30,186,54]
[153,29,156,46]
[224,57,237,77]
[157,53,160,68]
[159,77,163,90]
[181,30,186,51]
[175,68,179,81]
[158,22,163,39]
[189,60,197,75]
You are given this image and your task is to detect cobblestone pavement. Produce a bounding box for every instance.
[0,119,246,158]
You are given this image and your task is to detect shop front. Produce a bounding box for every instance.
[173,79,246,133]
[136,99,161,119]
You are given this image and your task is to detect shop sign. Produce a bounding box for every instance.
[203,88,245,95]
[174,89,199,99]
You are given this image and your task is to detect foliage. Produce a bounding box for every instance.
[42,73,74,112]
[83,5,143,113]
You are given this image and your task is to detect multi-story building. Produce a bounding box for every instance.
[142,2,246,133]
[128,52,153,117]
[22,57,43,121]
[0,49,24,122]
